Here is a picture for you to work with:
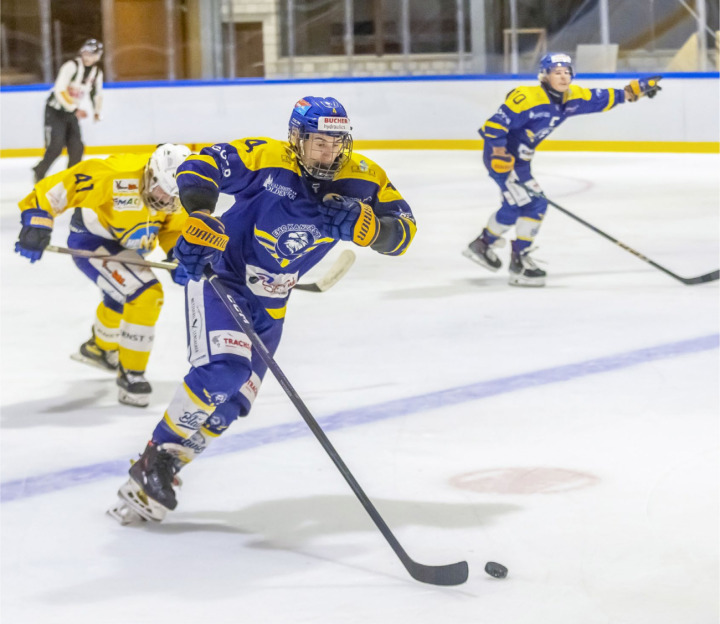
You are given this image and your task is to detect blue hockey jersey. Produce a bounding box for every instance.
[176,137,416,320]
[480,84,626,161]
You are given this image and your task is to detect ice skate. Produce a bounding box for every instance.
[462,234,503,272]
[508,248,546,287]
[117,365,152,407]
[70,331,119,372]
[109,442,181,525]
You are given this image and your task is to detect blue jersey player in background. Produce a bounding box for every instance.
[464,53,662,287]
[109,96,417,524]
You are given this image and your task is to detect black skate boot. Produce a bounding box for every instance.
[462,233,502,272]
[71,330,119,371]
[508,248,546,287]
[108,442,181,524]
[129,442,179,510]
[117,365,152,407]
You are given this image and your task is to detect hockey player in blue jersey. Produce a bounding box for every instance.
[109,96,417,524]
[464,53,661,286]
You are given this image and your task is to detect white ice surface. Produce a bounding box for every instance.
[0,151,718,624]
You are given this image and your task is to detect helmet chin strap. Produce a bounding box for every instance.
[541,80,565,103]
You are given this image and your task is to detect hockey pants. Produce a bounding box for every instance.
[151,278,283,461]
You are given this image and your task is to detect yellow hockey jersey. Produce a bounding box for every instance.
[18,154,187,254]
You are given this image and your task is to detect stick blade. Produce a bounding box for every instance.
[682,269,719,285]
[293,282,322,292]
[406,559,469,586]
[295,250,356,292]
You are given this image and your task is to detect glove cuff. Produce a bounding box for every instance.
[21,208,54,229]
[352,203,379,247]
[181,215,229,251]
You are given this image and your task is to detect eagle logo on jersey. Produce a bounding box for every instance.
[254,224,333,267]
[284,231,309,253]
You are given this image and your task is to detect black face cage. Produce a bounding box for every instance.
[290,129,353,181]
[139,166,179,213]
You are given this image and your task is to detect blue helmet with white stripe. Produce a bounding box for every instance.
[288,96,353,180]
[538,53,574,81]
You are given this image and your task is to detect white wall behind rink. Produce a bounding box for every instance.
[1,77,718,151]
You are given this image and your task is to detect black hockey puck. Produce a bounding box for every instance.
[484,561,508,578]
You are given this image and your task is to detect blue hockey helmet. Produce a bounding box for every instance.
[538,52,573,81]
[288,96,353,181]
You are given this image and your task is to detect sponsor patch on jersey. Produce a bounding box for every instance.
[208,330,252,359]
[113,179,139,194]
[245,264,298,298]
[113,196,142,210]
[262,174,297,200]
[318,116,351,132]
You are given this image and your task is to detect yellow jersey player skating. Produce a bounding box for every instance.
[15,144,192,407]
[464,53,662,287]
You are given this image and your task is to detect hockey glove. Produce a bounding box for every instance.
[15,208,53,263]
[320,194,379,247]
[490,146,515,174]
[624,75,662,102]
[165,251,190,286]
[173,212,229,281]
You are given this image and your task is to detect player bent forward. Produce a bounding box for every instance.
[109,96,417,524]
[15,144,192,406]
[463,52,662,287]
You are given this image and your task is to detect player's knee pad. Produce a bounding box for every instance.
[94,302,122,350]
[185,359,254,406]
[119,283,164,369]
[519,196,547,221]
[125,282,164,322]
[494,204,520,227]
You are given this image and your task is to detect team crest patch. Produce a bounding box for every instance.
[254,223,331,267]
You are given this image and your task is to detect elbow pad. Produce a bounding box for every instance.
[370,216,404,253]
[179,185,219,214]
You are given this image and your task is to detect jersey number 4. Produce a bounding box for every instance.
[74,173,93,192]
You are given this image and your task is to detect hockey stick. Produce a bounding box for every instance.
[46,245,177,270]
[203,266,468,586]
[294,249,356,292]
[517,184,719,285]
[46,245,356,292]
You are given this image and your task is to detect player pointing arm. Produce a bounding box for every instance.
[464,52,661,287]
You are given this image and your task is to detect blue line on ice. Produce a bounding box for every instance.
[2,333,717,503]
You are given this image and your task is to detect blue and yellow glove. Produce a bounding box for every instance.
[490,146,515,174]
[319,194,379,247]
[173,212,229,281]
[15,208,53,263]
[625,75,662,102]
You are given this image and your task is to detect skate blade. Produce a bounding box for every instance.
[70,352,118,372]
[461,249,501,272]
[118,388,150,408]
[114,479,168,523]
[508,274,545,287]
[107,499,147,525]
